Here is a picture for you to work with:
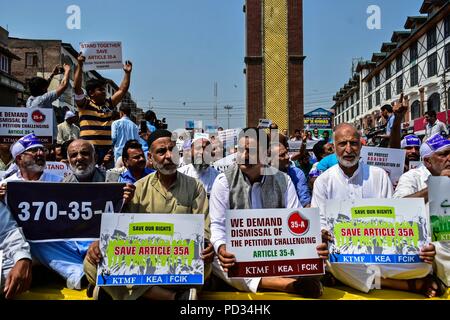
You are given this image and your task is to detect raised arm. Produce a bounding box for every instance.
[55,64,71,97]
[389,93,408,149]
[111,60,132,107]
[74,53,87,108]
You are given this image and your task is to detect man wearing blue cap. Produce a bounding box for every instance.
[400,134,421,173]
[0,134,92,290]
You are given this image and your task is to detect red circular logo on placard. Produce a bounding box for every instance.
[287,211,309,236]
[31,110,45,123]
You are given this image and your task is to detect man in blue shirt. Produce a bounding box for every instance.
[145,110,157,133]
[118,140,154,184]
[111,105,139,163]
[378,104,396,146]
[316,153,338,172]
[271,138,311,207]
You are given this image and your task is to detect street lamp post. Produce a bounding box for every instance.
[224,105,233,129]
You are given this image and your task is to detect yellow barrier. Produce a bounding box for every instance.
[16,285,450,301]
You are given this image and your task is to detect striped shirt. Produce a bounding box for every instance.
[78,98,114,146]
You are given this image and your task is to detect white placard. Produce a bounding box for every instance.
[326,198,429,264]
[361,146,406,185]
[409,161,421,171]
[97,213,204,286]
[44,162,72,179]
[212,153,236,172]
[258,119,272,128]
[80,41,123,71]
[0,107,53,143]
[226,208,324,278]
[193,133,210,141]
[429,177,450,241]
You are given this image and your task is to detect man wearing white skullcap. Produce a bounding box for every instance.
[394,133,450,200]
[178,135,219,195]
[1,133,90,291]
[57,110,80,145]
[394,133,450,291]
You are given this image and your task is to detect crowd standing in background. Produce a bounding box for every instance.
[0,61,449,301]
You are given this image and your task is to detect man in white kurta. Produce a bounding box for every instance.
[394,133,450,288]
[209,128,329,298]
[178,137,219,195]
[311,123,437,297]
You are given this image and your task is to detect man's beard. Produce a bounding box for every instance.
[70,162,96,180]
[337,154,360,168]
[23,159,45,174]
[193,163,209,171]
[153,161,177,175]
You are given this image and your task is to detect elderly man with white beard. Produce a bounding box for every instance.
[311,123,440,297]
[62,139,134,297]
[0,134,91,290]
[64,139,109,183]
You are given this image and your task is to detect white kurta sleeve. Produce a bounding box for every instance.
[209,174,230,253]
[311,174,329,230]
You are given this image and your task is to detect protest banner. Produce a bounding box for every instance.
[7,182,124,242]
[326,198,429,264]
[185,120,203,130]
[97,213,204,286]
[226,208,324,278]
[193,132,210,141]
[212,153,236,172]
[0,107,53,143]
[218,128,240,155]
[258,119,272,128]
[205,124,218,134]
[306,140,319,150]
[288,141,302,153]
[361,146,406,185]
[429,177,450,241]
[409,161,421,171]
[80,41,123,71]
[44,162,72,179]
[304,108,333,129]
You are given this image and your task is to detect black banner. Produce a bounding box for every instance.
[7,182,125,242]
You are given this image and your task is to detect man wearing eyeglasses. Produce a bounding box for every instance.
[2,133,62,185]
[0,134,94,291]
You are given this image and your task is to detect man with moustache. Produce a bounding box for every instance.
[394,133,450,290]
[400,134,421,172]
[115,140,154,184]
[312,123,441,298]
[270,137,311,207]
[178,136,219,196]
[0,134,93,290]
[83,130,213,300]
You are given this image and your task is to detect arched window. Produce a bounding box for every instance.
[411,100,420,120]
[427,93,440,113]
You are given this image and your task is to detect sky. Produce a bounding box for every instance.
[0,0,424,130]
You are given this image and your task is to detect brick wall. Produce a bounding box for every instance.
[288,0,304,133]
[8,38,61,87]
[245,0,263,128]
